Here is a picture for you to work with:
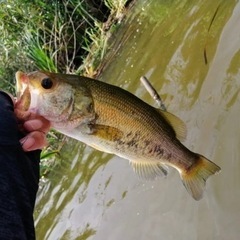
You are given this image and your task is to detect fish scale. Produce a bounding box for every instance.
[82,78,183,161]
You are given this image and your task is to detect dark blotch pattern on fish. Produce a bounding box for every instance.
[153,145,164,157]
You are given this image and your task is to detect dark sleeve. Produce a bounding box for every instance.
[0,91,40,240]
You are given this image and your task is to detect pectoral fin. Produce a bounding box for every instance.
[157,109,187,141]
[130,160,168,180]
[89,124,123,141]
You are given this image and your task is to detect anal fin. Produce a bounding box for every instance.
[130,160,168,180]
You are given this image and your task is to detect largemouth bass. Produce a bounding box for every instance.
[16,71,221,200]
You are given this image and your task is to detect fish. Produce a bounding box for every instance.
[15,70,221,200]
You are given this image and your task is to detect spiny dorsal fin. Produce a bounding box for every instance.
[157,109,187,141]
[130,161,168,180]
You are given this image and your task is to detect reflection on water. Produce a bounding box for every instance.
[35,140,113,239]
[35,0,240,239]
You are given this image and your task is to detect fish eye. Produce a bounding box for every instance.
[41,78,53,89]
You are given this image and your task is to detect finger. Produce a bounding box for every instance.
[23,117,51,133]
[24,119,43,132]
[14,109,31,121]
[15,108,40,122]
[29,115,51,133]
[20,131,48,151]
[15,109,51,133]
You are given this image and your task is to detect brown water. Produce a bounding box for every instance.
[35,0,240,239]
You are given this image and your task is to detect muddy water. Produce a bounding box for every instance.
[35,1,240,239]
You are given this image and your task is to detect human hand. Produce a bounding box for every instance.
[1,91,51,151]
[15,109,51,152]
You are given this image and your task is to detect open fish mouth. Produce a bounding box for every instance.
[15,71,31,111]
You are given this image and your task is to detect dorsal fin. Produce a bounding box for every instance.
[157,109,187,141]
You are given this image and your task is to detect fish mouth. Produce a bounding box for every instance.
[15,71,31,111]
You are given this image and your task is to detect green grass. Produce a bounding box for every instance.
[104,0,128,19]
[0,0,130,83]
[0,0,132,177]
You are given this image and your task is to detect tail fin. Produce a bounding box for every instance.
[181,155,221,200]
